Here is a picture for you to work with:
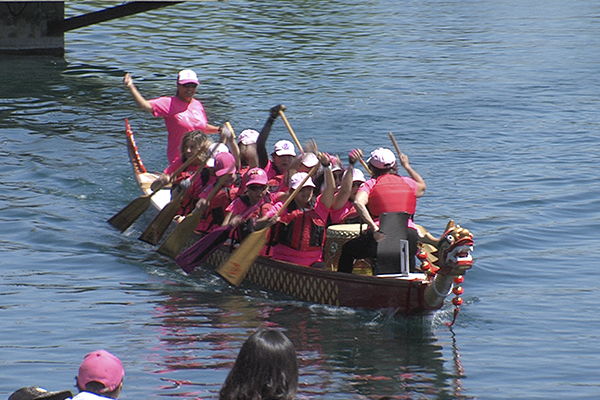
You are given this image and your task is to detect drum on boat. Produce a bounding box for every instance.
[325,223,372,274]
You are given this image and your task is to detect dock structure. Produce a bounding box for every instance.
[0,1,184,56]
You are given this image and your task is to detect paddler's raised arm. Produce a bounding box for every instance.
[399,153,426,197]
[257,104,285,168]
[123,73,153,113]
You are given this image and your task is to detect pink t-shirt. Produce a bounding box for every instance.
[358,176,419,229]
[149,96,208,163]
[327,200,356,225]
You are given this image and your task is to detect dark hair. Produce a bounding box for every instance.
[219,329,299,400]
[368,162,398,178]
[77,381,120,399]
[180,130,212,163]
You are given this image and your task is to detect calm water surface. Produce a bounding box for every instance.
[1,1,600,399]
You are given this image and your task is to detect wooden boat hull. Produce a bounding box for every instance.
[204,246,435,315]
[121,121,473,317]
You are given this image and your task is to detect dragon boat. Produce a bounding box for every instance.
[119,121,474,319]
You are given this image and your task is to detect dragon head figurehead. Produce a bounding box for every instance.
[417,220,474,276]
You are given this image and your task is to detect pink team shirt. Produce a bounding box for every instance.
[358,176,419,229]
[149,96,208,163]
[317,199,356,225]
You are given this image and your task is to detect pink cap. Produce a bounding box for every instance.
[352,168,366,183]
[244,167,268,186]
[290,172,316,190]
[272,140,296,157]
[177,69,199,85]
[238,129,260,145]
[331,163,344,173]
[77,350,124,393]
[367,147,396,169]
[214,152,237,177]
[301,152,319,168]
[206,143,229,167]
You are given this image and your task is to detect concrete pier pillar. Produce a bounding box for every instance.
[0,2,64,56]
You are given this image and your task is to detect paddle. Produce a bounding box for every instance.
[278,109,304,154]
[358,157,372,177]
[138,138,224,245]
[224,121,235,140]
[108,148,202,232]
[217,165,319,286]
[388,131,403,158]
[157,173,230,258]
[175,201,262,273]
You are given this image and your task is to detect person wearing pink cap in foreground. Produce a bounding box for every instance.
[123,69,221,164]
[337,147,427,274]
[73,350,124,400]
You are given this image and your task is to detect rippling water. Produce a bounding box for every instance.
[2,1,600,399]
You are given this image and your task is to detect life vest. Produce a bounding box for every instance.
[276,207,325,252]
[196,186,238,233]
[233,195,272,241]
[368,174,417,217]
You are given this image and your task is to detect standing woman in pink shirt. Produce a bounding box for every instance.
[123,69,221,164]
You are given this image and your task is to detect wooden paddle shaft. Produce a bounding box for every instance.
[169,150,201,181]
[278,110,304,153]
[224,121,235,140]
[388,131,402,158]
[358,158,372,176]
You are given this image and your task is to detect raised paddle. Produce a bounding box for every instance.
[388,131,403,158]
[175,201,262,274]
[108,149,202,232]
[138,138,225,245]
[217,165,319,286]
[278,109,304,154]
[358,157,372,177]
[157,172,230,258]
[224,121,235,140]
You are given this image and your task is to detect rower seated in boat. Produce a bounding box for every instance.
[189,152,239,234]
[337,147,427,274]
[223,167,274,247]
[150,130,212,192]
[266,154,335,267]
[315,150,367,226]
[236,128,260,179]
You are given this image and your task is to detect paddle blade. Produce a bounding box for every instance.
[138,199,181,245]
[217,228,269,286]
[108,195,152,232]
[176,226,233,274]
[157,210,204,259]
